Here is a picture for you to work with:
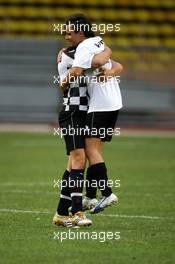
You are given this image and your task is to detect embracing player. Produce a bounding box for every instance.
[53,15,121,227]
[61,14,123,214]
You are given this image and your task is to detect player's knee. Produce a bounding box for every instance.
[71,149,86,169]
[74,156,85,168]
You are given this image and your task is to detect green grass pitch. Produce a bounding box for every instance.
[0,132,174,264]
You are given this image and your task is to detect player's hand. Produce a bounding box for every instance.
[96,67,113,83]
[101,67,115,78]
[57,48,66,63]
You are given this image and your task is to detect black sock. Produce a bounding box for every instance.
[57,170,71,216]
[69,169,84,215]
[85,166,97,199]
[91,162,112,197]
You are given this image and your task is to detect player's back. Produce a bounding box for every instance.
[73,36,122,113]
[79,37,122,113]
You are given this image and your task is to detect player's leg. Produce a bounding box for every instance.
[56,156,72,216]
[85,137,103,199]
[82,138,103,210]
[69,148,85,215]
[85,137,113,198]
[63,110,92,226]
[53,111,74,227]
[53,156,73,227]
[85,138,118,214]
[84,111,119,213]
[68,148,91,226]
[85,112,113,198]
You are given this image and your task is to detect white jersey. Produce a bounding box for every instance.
[72,36,123,113]
[58,52,73,82]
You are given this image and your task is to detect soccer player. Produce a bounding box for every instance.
[53,45,91,228]
[53,19,119,227]
[61,14,123,214]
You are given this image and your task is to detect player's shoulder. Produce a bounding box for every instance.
[63,47,76,59]
[58,47,76,66]
[77,36,103,51]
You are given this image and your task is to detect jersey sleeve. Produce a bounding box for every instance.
[57,53,71,81]
[72,46,94,69]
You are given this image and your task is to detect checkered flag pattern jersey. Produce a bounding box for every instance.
[59,47,88,112]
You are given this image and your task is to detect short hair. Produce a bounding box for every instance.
[65,13,95,38]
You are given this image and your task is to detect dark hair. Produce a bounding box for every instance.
[65,13,95,38]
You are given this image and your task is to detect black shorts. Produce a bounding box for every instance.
[59,110,87,155]
[85,110,119,142]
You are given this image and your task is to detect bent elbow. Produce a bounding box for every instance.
[120,64,123,72]
[117,63,123,74]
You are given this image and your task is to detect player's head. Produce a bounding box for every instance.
[65,13,95,46]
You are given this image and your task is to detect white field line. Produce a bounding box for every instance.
[99,213,162,220]
[0,208,174,220]
[0,182,50,186]
[0,209,51,214]
[0,190,58,195]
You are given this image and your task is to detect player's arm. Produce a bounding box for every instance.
[60,47,112,90]
[60,67,84,90]
[102,60,123,77]
[57,48,66,63]
[60,44,112,90]
[96,60,123,82]
[57,49,73,91]
[91,46,112,68]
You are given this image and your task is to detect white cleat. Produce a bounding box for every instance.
[82,196,99,211]
[71,211,92,227]
[90,193,118,214]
